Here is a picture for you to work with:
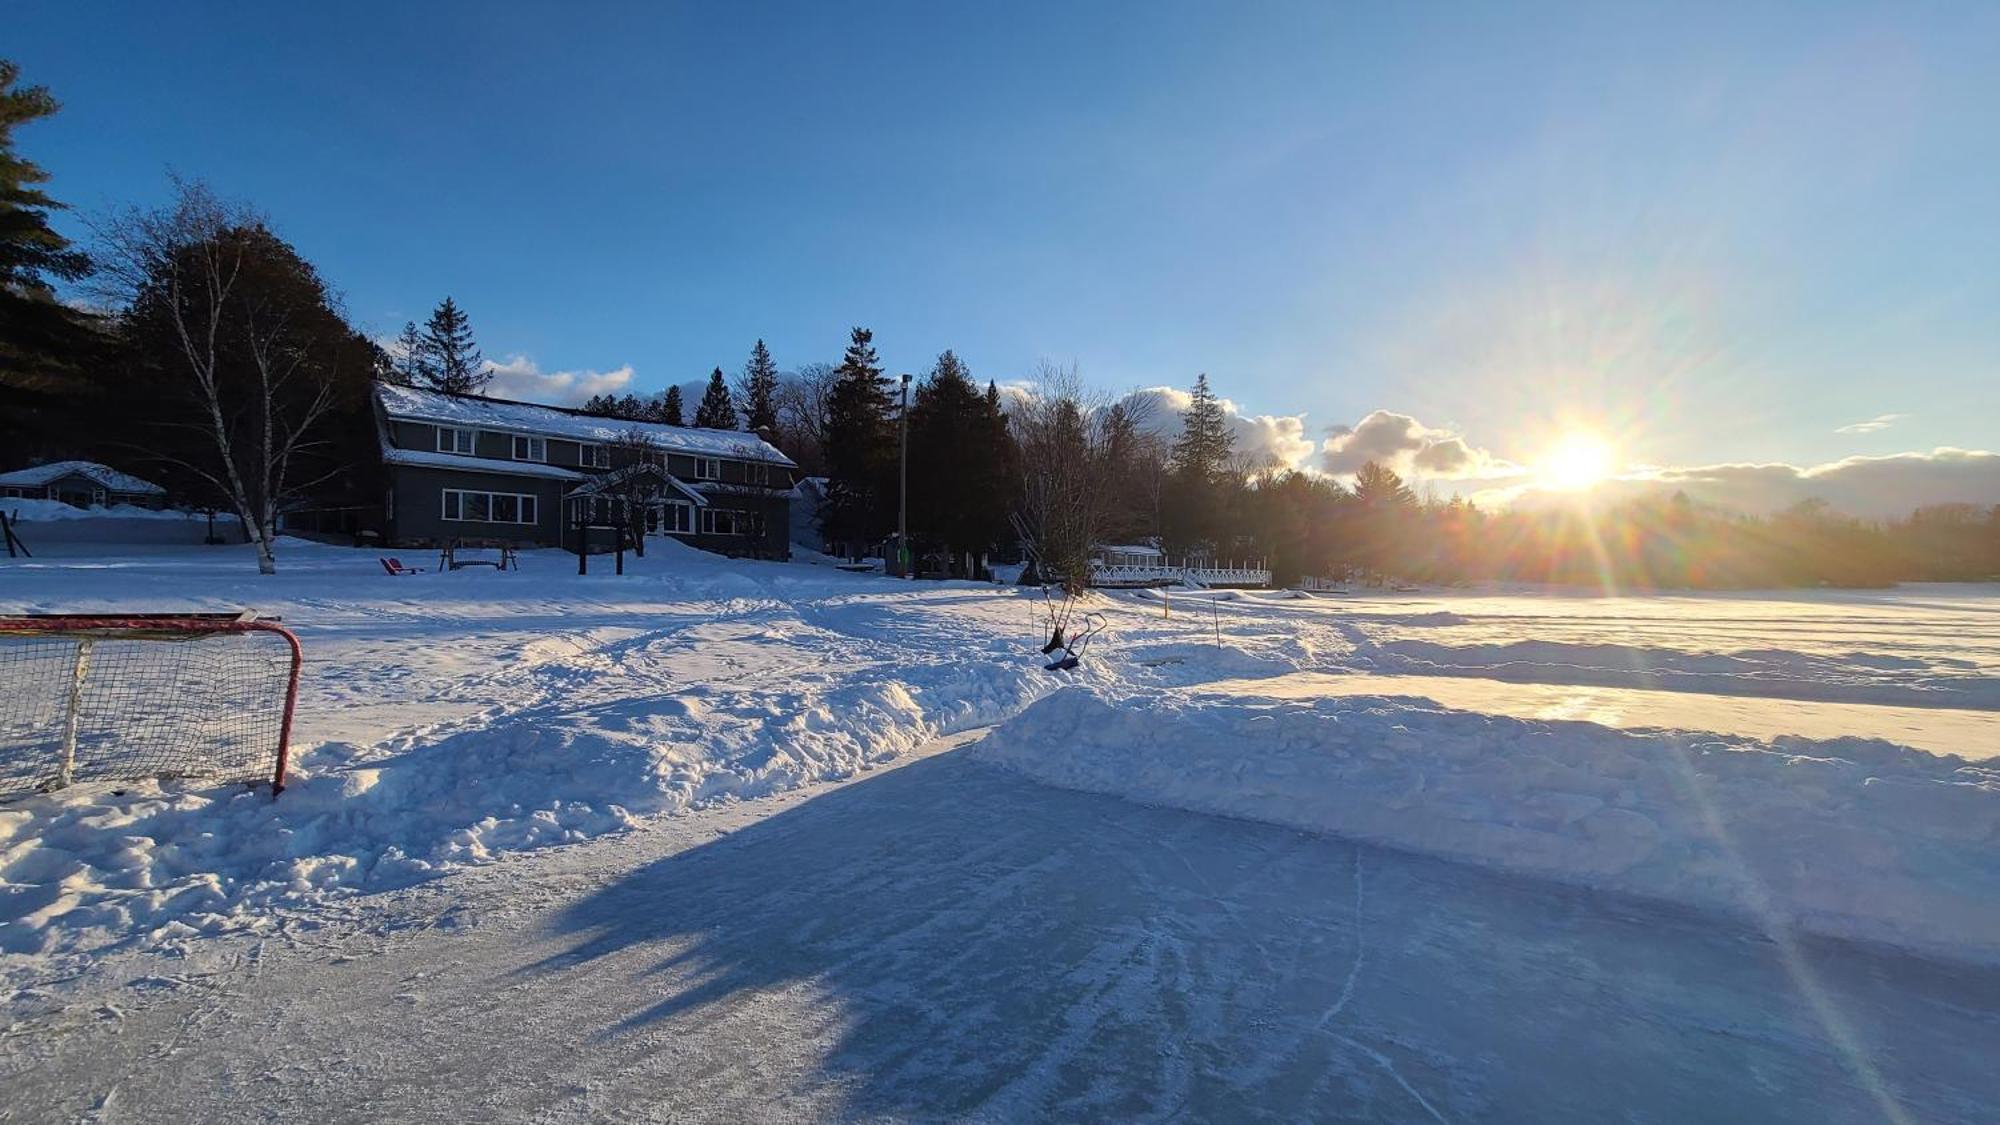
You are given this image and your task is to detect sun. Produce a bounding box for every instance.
[1539,431,1615,490]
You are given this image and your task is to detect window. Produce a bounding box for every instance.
[692,456,720,480]
[436,426,476,454]
[662,502,693,533]
[578,443,610,469]
[701,508,758,536]
[91,488,107,507]
[746,462,771,486]
[442,488,539,525]
[512,435,547,462]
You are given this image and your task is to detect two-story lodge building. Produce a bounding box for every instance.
[374,383,798,558]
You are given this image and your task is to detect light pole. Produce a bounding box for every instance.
[897,372,912,578]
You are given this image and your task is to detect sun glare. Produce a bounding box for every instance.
[1540,432,1615,491]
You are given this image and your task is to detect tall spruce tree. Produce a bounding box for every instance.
[0,60,100,454]
[419,296,488,394]
[384,320,431,387]
[661,383,684,425]
[907,349,1017,572]
[740,338,780,433]
[1350,460,1417,583]
[819,327,895,554]
[1162,373,1236,552]
[1170,373,1233,480]
[694,366,737,429]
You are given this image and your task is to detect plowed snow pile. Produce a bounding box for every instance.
[980,685,2000,962]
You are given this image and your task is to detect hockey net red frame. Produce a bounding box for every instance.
[0,613,302,798]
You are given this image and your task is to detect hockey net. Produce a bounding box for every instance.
[0,614,301,799]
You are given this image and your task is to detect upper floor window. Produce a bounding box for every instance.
[512,435,547,462]
[578,443,610,469]
[436,426,476,455]
[692,456,721,480]
[746,462,771,486]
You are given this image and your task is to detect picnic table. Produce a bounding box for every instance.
[438,540,520,572]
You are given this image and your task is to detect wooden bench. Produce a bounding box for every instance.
[438,540,520,572]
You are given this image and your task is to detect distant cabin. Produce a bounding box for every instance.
[373,383,799,558]
[0,461,169,510]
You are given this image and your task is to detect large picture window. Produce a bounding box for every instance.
[700,508,758,536]
[442,488,539,525]
[436,426,476,454]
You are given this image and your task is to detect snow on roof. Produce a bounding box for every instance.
[0,460,167,494]
[564,464,709,506]
[377,383,797,467]
[379,445,586,482]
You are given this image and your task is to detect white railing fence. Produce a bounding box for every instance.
[1086,557,1272,589]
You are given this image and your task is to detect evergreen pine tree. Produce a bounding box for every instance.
[1169,373,1234,480]
[384,321,432,387]
[419,296,488,394]
[1162,373,1236,551]
[740,338,780,433]
[0,60,100,453]
[820,327,896,554]
[909,350,993,568]
[694,366,737,429]
[661,383,684,426]
[1352,461,1417,508]
[1350,460,1417,583]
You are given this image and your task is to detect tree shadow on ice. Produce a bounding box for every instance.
[522,743,2000,1122]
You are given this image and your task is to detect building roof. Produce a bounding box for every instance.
[563,463,709,507]
[0,460,167,495]
[376,383,797,468]
[378,445,587,482]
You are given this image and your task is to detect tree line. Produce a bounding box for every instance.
[3,59,1993,584]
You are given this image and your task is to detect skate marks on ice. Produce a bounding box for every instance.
[513,749,1999,1123]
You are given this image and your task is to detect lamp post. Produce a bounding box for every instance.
[897,372,912,578]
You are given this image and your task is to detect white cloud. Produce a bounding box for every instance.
[1835,412,1910,435]
[1116,386,1317,472]
[1480,447,1999,518]
[1318,410,1516,481]
[481,355,636,406]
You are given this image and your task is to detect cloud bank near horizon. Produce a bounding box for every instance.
[1108,390,1992,518]
[451,354,1992,520]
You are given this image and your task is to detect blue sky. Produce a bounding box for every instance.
[12,1,1998,485]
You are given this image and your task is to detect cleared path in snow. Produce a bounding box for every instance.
[4,734,1996,1123]
[1199,671,2000,760]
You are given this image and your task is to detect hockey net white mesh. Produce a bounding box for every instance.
[0,618,299,799]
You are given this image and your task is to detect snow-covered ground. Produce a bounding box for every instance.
[3,537,1998,1120]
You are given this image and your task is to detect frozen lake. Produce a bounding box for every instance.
[1198,671,2000,760]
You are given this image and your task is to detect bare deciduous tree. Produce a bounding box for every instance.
[92,180,351,574]
[773,361,837,474]
[1010,361,1140,592]
[608,428,668,557]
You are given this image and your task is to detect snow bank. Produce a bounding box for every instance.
[2,661,1045,975]
[3,498,217,523]
[979,686,2000,963]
